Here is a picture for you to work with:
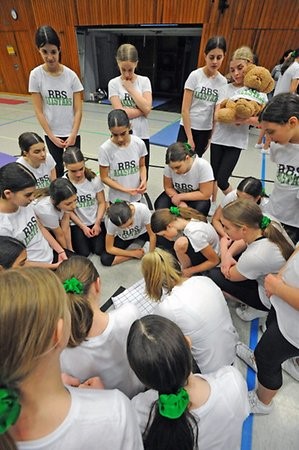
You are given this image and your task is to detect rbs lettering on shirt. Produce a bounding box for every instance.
[113,161,139,177]
[36,175,51,189]
[277,164,299,186]
[77,194,96,208]
[194,87,218,103]
[22,216,39,246]
[121,225,141,239]
[121,93,136,108]
[174,182,194,193]
[45,90,72,106]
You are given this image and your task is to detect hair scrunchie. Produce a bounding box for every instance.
[114,198,123,203]
[260,215,271,230]
[159,387,189,419]
[63,277,84,294]
[291,51,296,58]
[0,388,21,434]
[169,206,180,216]
[183,142,192,153]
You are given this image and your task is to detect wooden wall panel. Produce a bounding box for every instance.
[156,0,211,23]
[259,0,299,29]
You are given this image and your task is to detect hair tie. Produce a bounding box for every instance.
[260,215,271,230]
[183,142,192,153]
[261,188,267,196]
[159,387,189,419]
[63,277,84,294]
[169,206,180,216]
[0,388,21,434]
[114,198,123,203]
[291,51,296,58]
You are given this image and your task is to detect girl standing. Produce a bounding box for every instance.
[274,48,299,95]
[154,142,214,216]
[98,109,147,203]
[108,43,152,175]
[101,200,155,266]
[259,93,299,244]
[178,36,227,157]
[151,206,220,277]
[128,315,249,450]
[17,132,56,189]
[29,25,83,177]
[0,267,143,449]
[63,147,106,257]
[141,249,238,373]
[33,178,77,251]
[57,256,144,398]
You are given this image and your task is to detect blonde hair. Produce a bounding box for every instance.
[222,199,294,261]
[56,256,99,347]
[0,268,68,449]
[151,207,206,234]
[232,46,253,63]
[116,43,138,63]
[141,249,182,301]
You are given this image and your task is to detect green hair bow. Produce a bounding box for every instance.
[169,206,180,216]
[159,387,189,419]
[260,215,271,230]
[0,388,21,434]
[63,277,84,294]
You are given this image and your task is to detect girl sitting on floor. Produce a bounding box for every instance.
[0,236,27,270]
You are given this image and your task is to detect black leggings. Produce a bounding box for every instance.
[100,232,149,266]
[45,135,81,178]
[255,307,299,390]
[210,143,242,191]
[142,138,150,179]
[154,191,210,216]
[177,125,211,158]
[71,224,106,257]
[207,267,269,311]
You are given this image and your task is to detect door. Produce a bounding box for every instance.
[0,31,28,93]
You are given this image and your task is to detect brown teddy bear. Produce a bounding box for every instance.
[216,64,275,123]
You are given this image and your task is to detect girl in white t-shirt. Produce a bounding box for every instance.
[17,132,56,189]
[274,48,299,95]
[178,36,227,157]
[0,163,66,268]
[128,314,249,450]
[109,43,152,175]
[63,147,106,257]
[0,236,27,269]
[141,249,238,372]
[151,206,220,277]
[208,199,294,319]
[57,256,145,399]
[101,200,156,266]
[99,109,147,203]
[34,178,77,251]
[0,267,143,450]
[154,142,214,216]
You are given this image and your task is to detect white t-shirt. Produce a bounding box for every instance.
[70,176,105,226]
[17,387,143,450]
[211,83,250,149]
[108,75,152,139]
[105,202,150,241]
[271,251,299,348]
[0,204,53,263]
[17,153,56,189]
[98,135,147,202]
[184,219,220,255]
[28,65,83,136]
[132,366,249,450]
[164,155,214,192]
[154,277,238,372]
[33,196,64,229]
[60,304,144,399]
[237,237,288,308]
[274,61,299,95]
[264,143,299,227]
[180,68,227,130]
[221,189,269,212]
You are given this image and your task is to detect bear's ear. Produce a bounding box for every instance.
[243,63,256,75]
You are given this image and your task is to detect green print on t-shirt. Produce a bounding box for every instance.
[277,164,299,186]
[22,216,39,246]
[45,97,72,106]
[113,166,139,177]
[194,87,218,103]
[121,93,137,108]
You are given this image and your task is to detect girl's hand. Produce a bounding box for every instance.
[121,79,134,91]
[131,248,145,259]
[187,137,195,151]
[264,273,283,298]
[64,133,77,147]
[221,253,237,278]
[182,267,194,278]
[58,251,68,262]
[51,136,66,148]
[138,179,147,193]
[82,225,94,238]
[171,193,181,206]
[178,201,188,208]
[127,188,140,196]
[91,223,101,236]
[79,376,105,390]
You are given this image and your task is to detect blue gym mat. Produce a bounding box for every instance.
[100,97,169,109]
[0,152,17,168]
[149,120,180,147]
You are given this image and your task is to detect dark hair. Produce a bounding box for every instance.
[35,25,60,49]
[0,162,36,198]
[151,207,206,234]
[281,48,299,75]
[108,109,130,129]
[165,142,196,165]
[204,36,226,54]
[48,178,77,207]
[107,201,132,226]
[18,132,44,156]
[127,315,198,450]
[0,236,26,269]
[56,256,98,347]
[237,177,265,199]
[63,146,96,181]
[279,49,293,65]
[259,93,299,123]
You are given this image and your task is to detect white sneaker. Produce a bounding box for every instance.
[208,202,217,217]
[282,358,299,381]
[142,241,150,254]
[236,304,268,321]
[236,342,257,372]
[261,147,270,154]
[248,390,274,415]
[254,143,263,149]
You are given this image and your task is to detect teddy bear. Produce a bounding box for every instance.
[216,64,275,123]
